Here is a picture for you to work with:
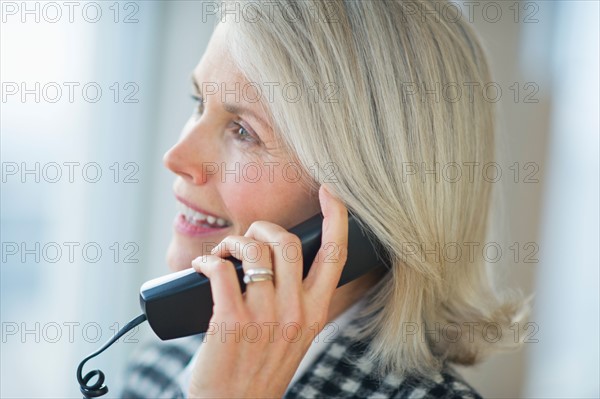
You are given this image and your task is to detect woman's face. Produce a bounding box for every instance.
[164,23,321,271]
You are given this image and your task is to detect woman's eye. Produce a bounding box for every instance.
[190,94,204,116]
[189,94,260,146]
[233,123,257,144]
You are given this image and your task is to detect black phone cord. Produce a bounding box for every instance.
[76,314,147,398]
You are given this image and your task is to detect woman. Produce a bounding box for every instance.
[121,0,527,397]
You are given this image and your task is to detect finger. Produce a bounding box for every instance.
[245,221,304,310]
[212,235,273,274]
[303,184,349,300]
[211,235,275,305]
[192,254,243,316]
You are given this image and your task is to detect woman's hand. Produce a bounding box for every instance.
[187,184,348,398]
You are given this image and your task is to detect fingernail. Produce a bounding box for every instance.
[191,255,206,268]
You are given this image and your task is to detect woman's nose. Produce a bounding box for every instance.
[163,124,217,185]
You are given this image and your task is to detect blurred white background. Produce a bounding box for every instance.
[1,1,598,397]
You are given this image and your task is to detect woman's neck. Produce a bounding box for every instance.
[327,267,386,322]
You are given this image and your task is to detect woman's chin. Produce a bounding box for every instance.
[166,239,201,272]
[166,226,234,272]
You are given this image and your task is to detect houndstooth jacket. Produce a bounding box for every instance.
[120,314,483,399]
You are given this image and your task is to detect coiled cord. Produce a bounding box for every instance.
[76,314,147,398]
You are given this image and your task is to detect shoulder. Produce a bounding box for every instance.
[387,367,483,399]
[120,334,202,399]
[285,321,482,399]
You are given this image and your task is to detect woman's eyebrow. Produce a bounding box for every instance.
[191,74,271,130]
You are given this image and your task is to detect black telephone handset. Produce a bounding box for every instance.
[140,212,390,340]
[77,212,390,397]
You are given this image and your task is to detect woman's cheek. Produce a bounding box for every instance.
[220,179,269,233]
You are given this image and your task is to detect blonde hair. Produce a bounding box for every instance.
[220,0,528,377]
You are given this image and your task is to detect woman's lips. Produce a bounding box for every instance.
[174,214,230,237]
[175,195,231,225]
[172,195,232,237]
